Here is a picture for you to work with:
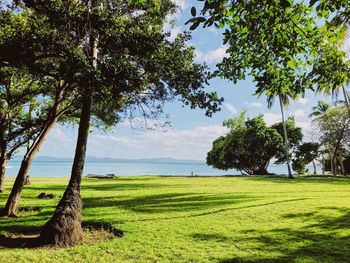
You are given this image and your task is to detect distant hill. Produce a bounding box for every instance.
[11,156,204,164]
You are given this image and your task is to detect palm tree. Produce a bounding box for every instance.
[309,101,330,175]
[308,100,330,119]
[266,92,295,179]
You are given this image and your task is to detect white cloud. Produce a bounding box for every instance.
[168,26,182,41]
[196,46,227,64]
[163,0,187,39]
[244,101,262,108]
[163,22,183,41]
[294,109,306,118]
[88,125,228,160]
[263,113,282,126]
[296,98,310,105]
[225,103,238,115]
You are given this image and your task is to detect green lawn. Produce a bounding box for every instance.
[0,176,349,262]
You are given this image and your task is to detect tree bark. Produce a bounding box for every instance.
[40,11,98,246]
[279,95,293,179]
[40,93,92,247]
[0,83,65,216]
[24,103,34,186]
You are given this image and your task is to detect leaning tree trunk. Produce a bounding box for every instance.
[40,20,98,246]
[0,84,66,217]
[279,95,293,179]
[24,103,34,186]
[0,119,59,216]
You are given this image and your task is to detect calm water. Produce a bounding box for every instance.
[5,160,317,177]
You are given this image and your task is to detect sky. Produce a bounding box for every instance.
[34,0,349,161]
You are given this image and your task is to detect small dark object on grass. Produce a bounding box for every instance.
[82,221,124,237]
[18,206,41,212]
[86,173,116,179]
[38,193,46,199]
[37,193,56,199]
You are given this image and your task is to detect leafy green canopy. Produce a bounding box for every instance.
[271,117,303,164]
[207,113,319,175]
[1,0,223,128]
[292,142,319,174]
[315,105,350,158]
[188,0,350,102]
[207,113,283,175]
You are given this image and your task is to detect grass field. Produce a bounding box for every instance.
[0,176,349,262]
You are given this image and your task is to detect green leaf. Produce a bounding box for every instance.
[191,6,196,17]
[190,21,200,30]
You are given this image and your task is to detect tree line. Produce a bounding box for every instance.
[207,102,350,176]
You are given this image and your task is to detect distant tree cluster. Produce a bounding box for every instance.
[207,112,319,176]
[311,101,350,175]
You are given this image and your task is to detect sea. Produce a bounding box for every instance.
[5,159,319,177]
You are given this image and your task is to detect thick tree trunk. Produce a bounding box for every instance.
[40,17,98,246]
[279,95,293,179]
[40,93,92,247]
[0,153,7,193]
[312,160,317,175]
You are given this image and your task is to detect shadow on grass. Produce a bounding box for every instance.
[82,182,168,191]
[201,207,350,263]
[82,192,259,214]
[244,176,350,185]
[126,198,309,222]
[0,220,124,249]
[0,234,43,249]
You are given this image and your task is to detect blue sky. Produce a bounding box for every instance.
[35,0,349,161]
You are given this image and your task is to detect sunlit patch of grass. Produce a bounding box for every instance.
[0,176,349,262]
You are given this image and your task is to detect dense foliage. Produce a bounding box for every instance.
[207,114,283,175]
[207,113,320,175]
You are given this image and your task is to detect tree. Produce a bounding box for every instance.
[272,117,303,165]
[188,0,350,178]
[0,6,81,214]
[315,106,350,175]
[0,69,40,192]
[7,0,223,247]
[309,101,330,119]
[292,142,320,175]
[207,114,283,175]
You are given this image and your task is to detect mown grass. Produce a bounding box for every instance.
[0,176,349,262]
